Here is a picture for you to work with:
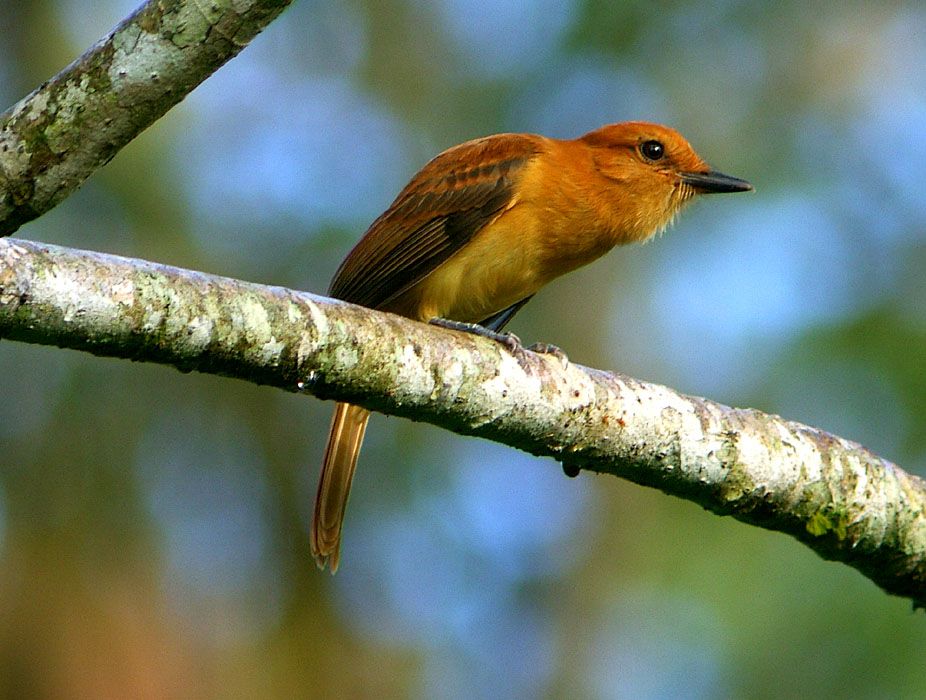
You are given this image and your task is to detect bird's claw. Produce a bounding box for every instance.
[429,318,571,365]
[527,342,569,366]
[429,317,523,352]
[500,331,523,352]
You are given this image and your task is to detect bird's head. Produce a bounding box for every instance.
[579,121,752,242]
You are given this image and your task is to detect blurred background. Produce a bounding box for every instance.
[1,0,925,697]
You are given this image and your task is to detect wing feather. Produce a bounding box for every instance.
[329,134,543,310]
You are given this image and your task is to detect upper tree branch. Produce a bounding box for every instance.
[0,0,293,236]
[1,236,924,606]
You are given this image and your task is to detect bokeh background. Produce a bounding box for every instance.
[2,1,926,697]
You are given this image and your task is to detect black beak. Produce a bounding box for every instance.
[681,170,753,194]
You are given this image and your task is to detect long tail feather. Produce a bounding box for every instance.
[311,402,370,572]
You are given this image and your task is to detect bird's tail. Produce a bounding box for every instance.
[311,402,370,572]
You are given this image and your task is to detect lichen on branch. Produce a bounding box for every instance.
[0,0,293,236]
[2,236,925,607]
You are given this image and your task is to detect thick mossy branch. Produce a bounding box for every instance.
[0,0,293,236]
[2,237,925,605]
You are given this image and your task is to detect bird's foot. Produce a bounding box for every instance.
[429,317,522,352]
[429,319,571,366]
[526,342,569,367]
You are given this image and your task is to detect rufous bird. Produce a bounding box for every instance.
[311,121,752,571]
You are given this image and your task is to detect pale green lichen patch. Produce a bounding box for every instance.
[46,263,99,322]
[170,13,213,48]
[111,22,144,62]
[167,0,237,47]
[110,25,186,93]
[303,299,329,338]
[259,335,285,365]
[806,509,849,540]
[286,300,304,324]
[394,342,435,397]
[718,467,755,505]
[44,76,96,154]
[430,350,466,400]
[27,91,50,123]
[185,314,216,348]
[233,295,273,343]
[332,342,360,371]
[159,286,193,334]
[140,306,165,332]
[295,334,315,367]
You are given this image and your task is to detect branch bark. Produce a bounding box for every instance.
[2,236,924,606]
[0,0,293,236]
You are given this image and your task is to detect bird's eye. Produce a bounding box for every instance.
[639,140,665,161]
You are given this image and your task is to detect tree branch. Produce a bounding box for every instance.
[0,0,293,236]
[2,236,924,606]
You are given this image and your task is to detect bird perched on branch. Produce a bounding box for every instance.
[311,121,752,571]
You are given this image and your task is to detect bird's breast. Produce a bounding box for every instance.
[387,145,633,323]
[392,201,616,323]
[391,203,535,322]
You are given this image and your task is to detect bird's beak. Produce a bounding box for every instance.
[681,170,753,194]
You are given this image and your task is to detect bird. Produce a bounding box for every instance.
[311,121,752,571]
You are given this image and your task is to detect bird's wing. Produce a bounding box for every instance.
[329,134,542,310]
